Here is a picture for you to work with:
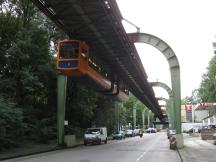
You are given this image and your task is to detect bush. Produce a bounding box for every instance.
[22,116,57,144]
[31,118,56,143]
[65,126,85,139]
[0,96,25,149]
[213,140,216,145]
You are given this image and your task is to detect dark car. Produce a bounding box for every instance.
[125,129,135,137]
[187,128,193,133]
[146,128,156,133]
[112,131,125,140]
[208,125,216,129]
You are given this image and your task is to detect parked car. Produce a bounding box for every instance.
[186,128,193,133]
[125,129,135,137]
[133,129,141,136]
[208,125,216,129]
[167,129,176,139]
[146,128,156,133]
[185,126,202,133]
[156,128,161,132]
[112,131,125,140]
[84,127,107,145]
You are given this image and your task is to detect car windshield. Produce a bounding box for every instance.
[86,129,100,134]
[170,130,176,133]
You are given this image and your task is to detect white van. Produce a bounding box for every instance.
[84,127,107,145]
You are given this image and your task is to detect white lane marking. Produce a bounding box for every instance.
[135,133,164,161]
[136,152,146,161]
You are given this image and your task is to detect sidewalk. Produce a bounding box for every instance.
[0,143,58,161]
[0,139,84,161]
[179,133,216,162]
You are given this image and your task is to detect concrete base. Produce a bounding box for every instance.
[64,135,76,147]
[176,133,184,148]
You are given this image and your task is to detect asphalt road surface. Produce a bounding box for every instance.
[3,132,181,162]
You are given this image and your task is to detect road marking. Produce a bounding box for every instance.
[136,152,146,161]
[135,133,164,161]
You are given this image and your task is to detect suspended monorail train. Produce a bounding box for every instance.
[56,40,128,101]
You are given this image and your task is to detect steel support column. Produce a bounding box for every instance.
[57,75,67,145]
[133,105,137,129]
[147,110,151,128]
[168,97,175,129]
[142,109,147,129]
[115,102,120,131]
[128,33,183,147]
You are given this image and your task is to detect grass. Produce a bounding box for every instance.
[177,144,186,149]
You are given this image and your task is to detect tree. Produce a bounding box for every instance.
[198,55,216,102]
[0,4,58,145]
[123,94,148,129]
[182,89,200,105]
[0,96,25,149]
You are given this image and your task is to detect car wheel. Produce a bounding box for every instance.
[98,139,101,145]
[84,141,88,146]
[104,138,107,144]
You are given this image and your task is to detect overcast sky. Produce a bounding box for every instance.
[116,0,215,99]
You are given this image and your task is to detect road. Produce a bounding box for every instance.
[3,132,181,162]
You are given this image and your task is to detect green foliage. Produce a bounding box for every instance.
[0,10,57,148]
[123,94,148,129]
[123,94,136,126]
[198,55,216,102]
[0,97,24,149]
[93,95,116,135]
[214,140,216,145]
[182,89,200,105]
[33,118,56,143]
[65,80,98,128]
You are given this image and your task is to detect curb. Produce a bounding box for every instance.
[176,148,188,162]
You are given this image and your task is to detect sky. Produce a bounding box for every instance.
[116,0,216,99]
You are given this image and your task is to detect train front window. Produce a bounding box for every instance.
[59,42,79,59]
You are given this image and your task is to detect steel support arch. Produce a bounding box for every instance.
[151,82,175,129]
[156,97,168,103]
[128,33,183,147]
